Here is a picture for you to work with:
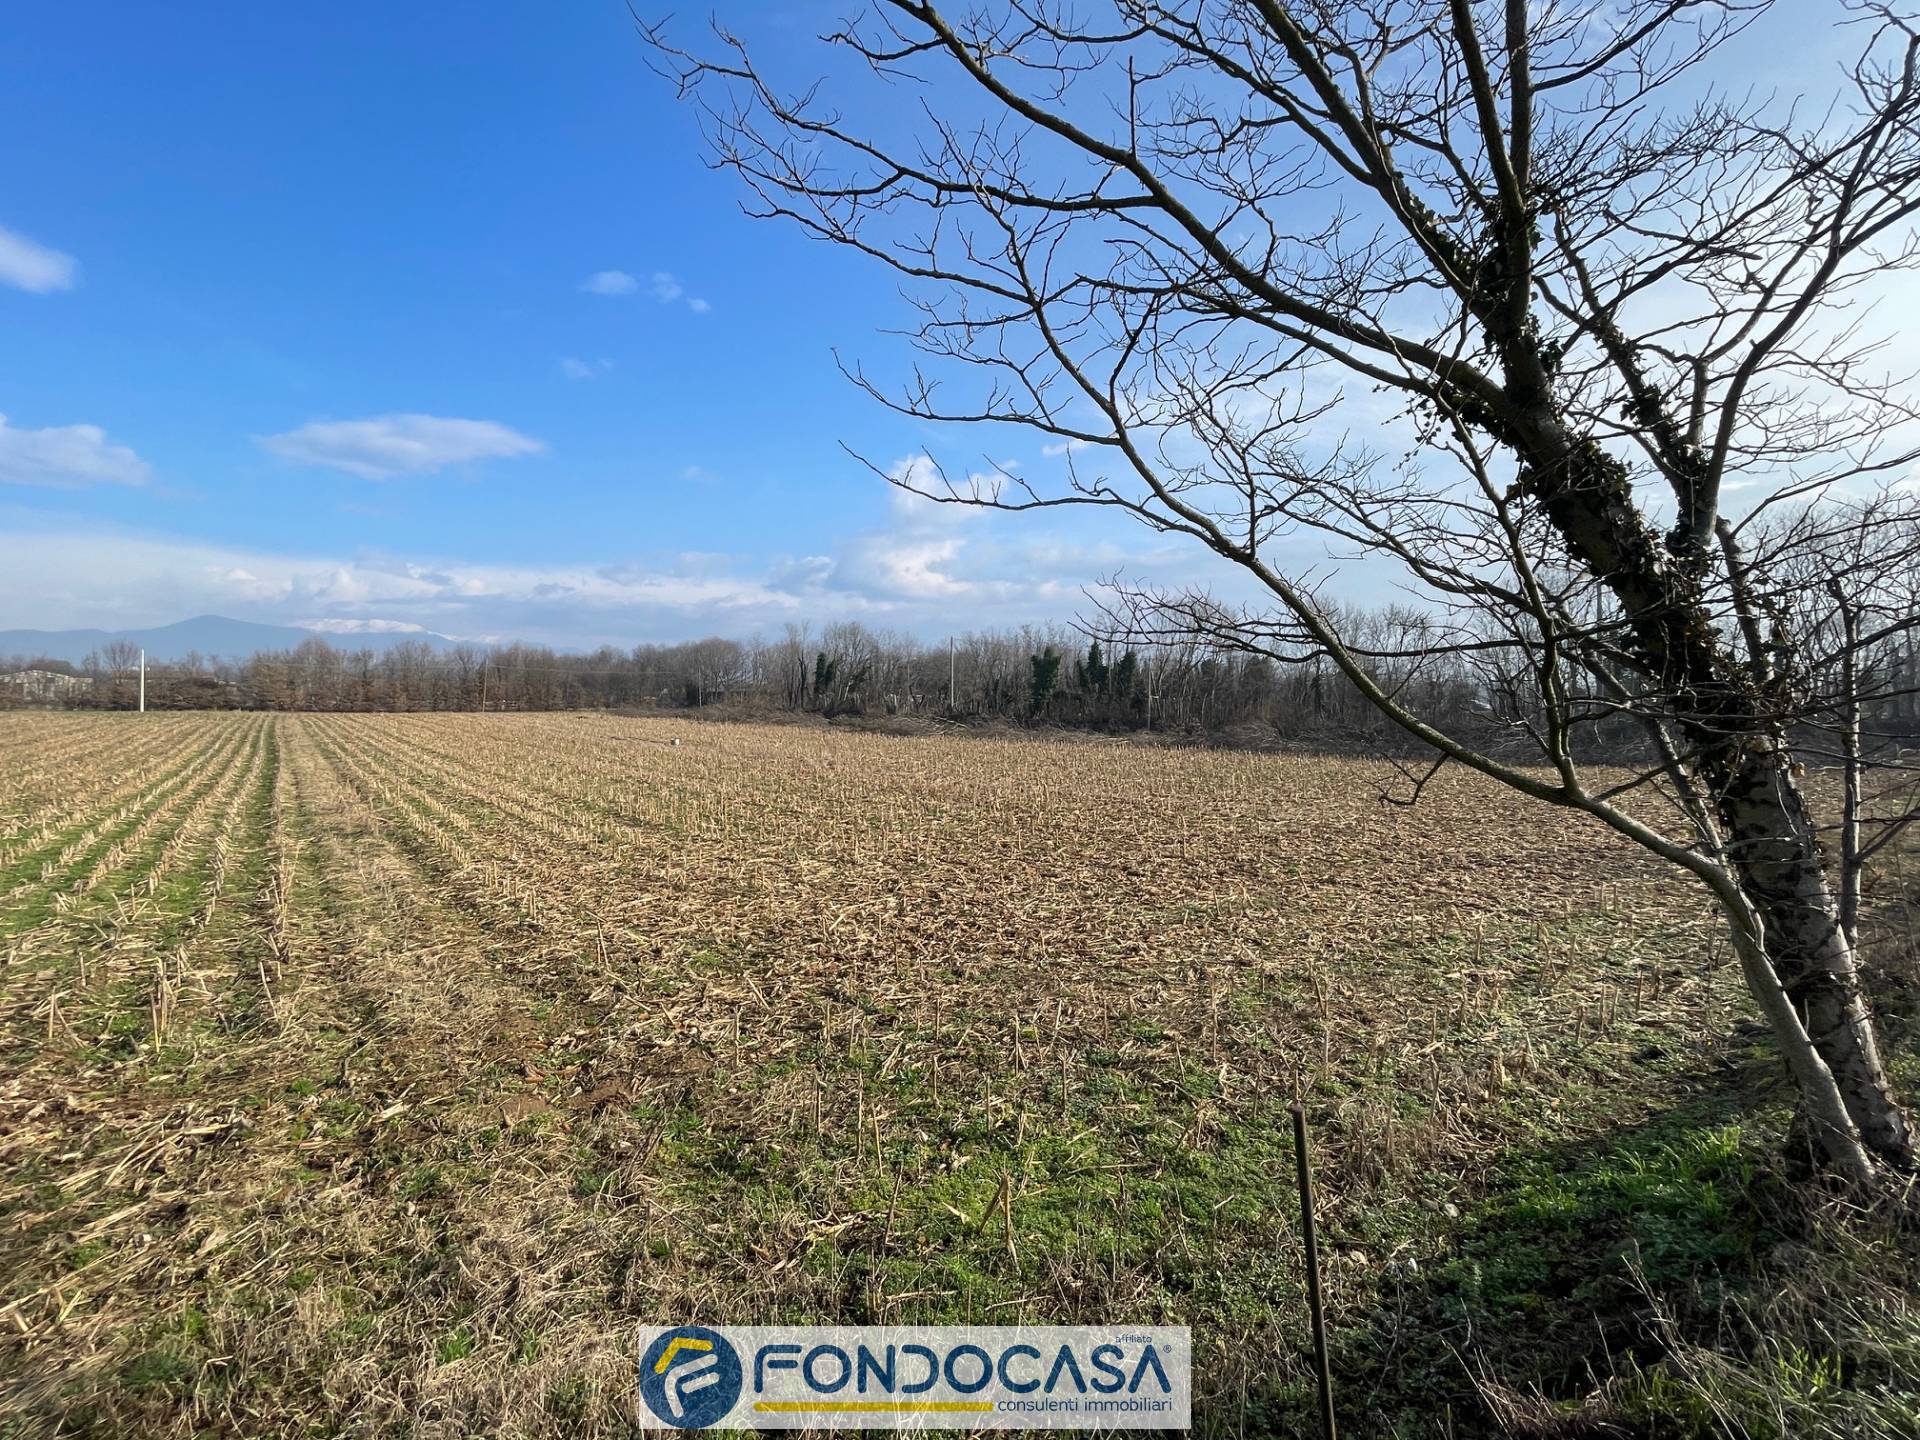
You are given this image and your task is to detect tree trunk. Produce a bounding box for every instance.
[1720,888,1881,1192]
[1719,745,1912,1169]
[1503,395,1915,1175]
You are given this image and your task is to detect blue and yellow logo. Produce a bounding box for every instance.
[638,1326,743,1429]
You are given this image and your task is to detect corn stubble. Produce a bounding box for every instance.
[0,711,1727,1436]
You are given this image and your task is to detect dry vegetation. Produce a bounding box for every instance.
[0,711,1905,1437]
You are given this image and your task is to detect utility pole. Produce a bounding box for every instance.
[948,636,956,711]
[138,649,146,713]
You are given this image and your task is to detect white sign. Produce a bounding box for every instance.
[634,1325,1192,1429]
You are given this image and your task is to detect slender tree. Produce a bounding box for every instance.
[658,0,1920,1189]
[1030,645,1064,715]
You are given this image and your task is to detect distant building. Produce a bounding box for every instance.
[0,668,92,701]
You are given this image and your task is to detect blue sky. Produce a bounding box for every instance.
[0,3,1874,648]
[0,0,1198,646]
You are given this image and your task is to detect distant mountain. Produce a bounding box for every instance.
[0,615,460,665]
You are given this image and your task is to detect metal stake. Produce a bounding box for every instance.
[1292,1099,1336,1440]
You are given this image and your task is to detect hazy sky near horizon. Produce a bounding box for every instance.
[0,3,1874,647]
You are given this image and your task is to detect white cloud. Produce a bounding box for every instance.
[560,356,614,380]
[294,617,429,635]
[583,268,708,312]
[883,454,995,526]
[258,414,545,479]
[843,535,977,599]
[0,413,149,487]
[581,269,638,296]
[0,225,78,293]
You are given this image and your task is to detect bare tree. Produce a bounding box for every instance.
[1765,491,1920,950]
[658,0,1920,1189]
[448,643,484,708]
[773,622,815,709]
[99,639,139,680]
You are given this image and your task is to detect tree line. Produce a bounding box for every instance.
[3,614,1490,742]
[9,561,1918,764]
